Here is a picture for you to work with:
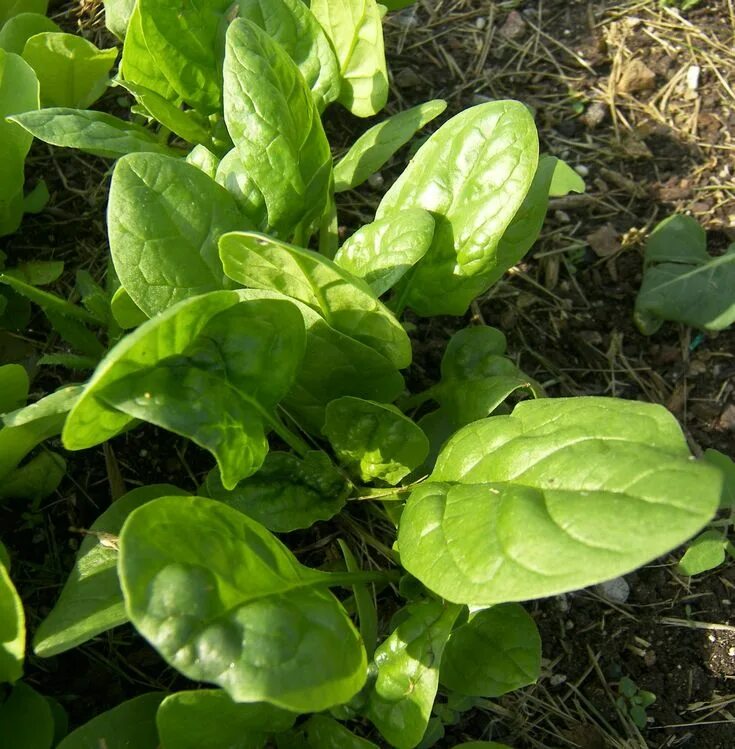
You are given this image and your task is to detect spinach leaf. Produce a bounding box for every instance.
[377,101,538,316]
[119,496,367,711]
[108,153,247,318]
[0,540,24,683]
[215,149,268,228]
[204,451,349,532]
[0,362,27,412]
[22,32,117,109]
[399,397,721,604]
[305,715,379,748]
[33,484,186,658]
[310,0,389,117]
[334,209,435,296]
[187,143,221,179]
[56,692,165,749]
[334,100,446,192]
[0,12,59,55]
[239,0,340,113]
[103,0,135,40]
[10,108,178,159]
[0,0,47,25]
[220,231,411,368]
[323,397,428,485]
[98,299,306,489]
[157,690,297,749]
[223,19,332,239]
[0,682,54,748]
[365,601,460,749]
[440,604,541,697]
[0,49,38,237]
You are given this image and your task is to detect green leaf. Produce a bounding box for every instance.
[57,692,165,749]
[120,496,367,711]
[22,179,49,214]
[157,689,296,749]
[62,290,240,450]
[548,157,585,197]
[0,0,47,24]
[110,285,147,329]
[334,209,435,296]
[136,0,233,114]
[103,0,136,39]
[0,12,60,55]
[33,484,186,658]
[215,149,268,229]
[334,101,447,192]
[10,108,178,159]
[398,397,721,604]
[381,0,417,8]
[2,384,82,428]
[0,49,39,237]
[0,273,99,325]
[324,397,428,484]
[677,530,727,576]
[223,19,332,239]
[377,102,538,316]
[704,449,735,508]
[0,362,28,413]
[98,299,306,488]
[220,231,411,368]
[109,153,247,318]
[204,451,349,532]
[440,604,541,697]
[0,682,54,748]
[365,601,460,749]
[187,144,220,179]
[305,715,379,748]
[22,32,117,109]
[635,215,735,333]
[239,0,340,113]
[2,259,63,286]
[0,450,65,503]
[0,544,24,683]
[310,0,388,117]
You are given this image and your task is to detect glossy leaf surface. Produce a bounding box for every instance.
[120,497,367,711]
[440,604,541,697]
[399,397,721,604]
[377,101,538,316]
[677,530,728,576]
[220,231,411,368]
[305,715,378,748]
[324,397,428,484]
[0,12,59,55]
[34,484,186,658]
[0,541,24,683]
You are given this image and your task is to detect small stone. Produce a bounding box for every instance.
[554,210,571,223]
[475,16,487,30]
[582,101,607,128]
[394,68,421,88]
[499,10,526,40]
[594,577,630,604]
[718,404,735,431]
[617,59,656,94]
[556,594,570,612]
[574,164,590,177]
[367,172,384,189]
[686,65,700,92]
[550,673,567,686]
[728,647,735,657]
[587,224,621,258]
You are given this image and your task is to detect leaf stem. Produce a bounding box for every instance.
[268,415,311,458]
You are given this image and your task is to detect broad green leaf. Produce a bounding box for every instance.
[399,397,721,604]
[10,108,177,159]
[137,0,233,114]
[109,153,247,318]
[22,178,48,213]
[677,530,727,576]
[0,12,59,55]
[0,362,27,412]
[0,450,66,503]
[0,273,99,325]
[204,451,349,532]
[0,682,54,748]
[334,101,447,192]
[0,542,24,683]
[103,0,136,39]
[110,285,147,329]
[377,101,538,316]
[310,0,388,117]
[22,32,117,109]
[2,385,81,429]
[98,299,306,488]
[305,715,378,748]
[704,449,735,508]
[440,604,541,697]
[0,49,39,236]
[239,0,340,113]
[33,484,185,658]
[220,231,411,368]
[223,19,332,239]
[117,79,213,146]
[120,3,178,101]
[187,144,221,179]
[324,397,428,484]
[0,0,47,25]
[157,689,296,749]
[215,149,268,229]
[635,215,735,333]
[46,699,68,746]
[334,210,435,296]
[57,692,165,749]
[548,157,585,197]
[2,259,63,286]
[62,291,240,449]
[120,496,367,711]
[366,601,460,749]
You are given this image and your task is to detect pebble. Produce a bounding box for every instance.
[574,164,590,177]
[594,577,630,604]
[475,17,487,30]
[367,172,384,189]
[550,674,567,686]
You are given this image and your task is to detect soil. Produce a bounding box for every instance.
[2,1,733,748]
